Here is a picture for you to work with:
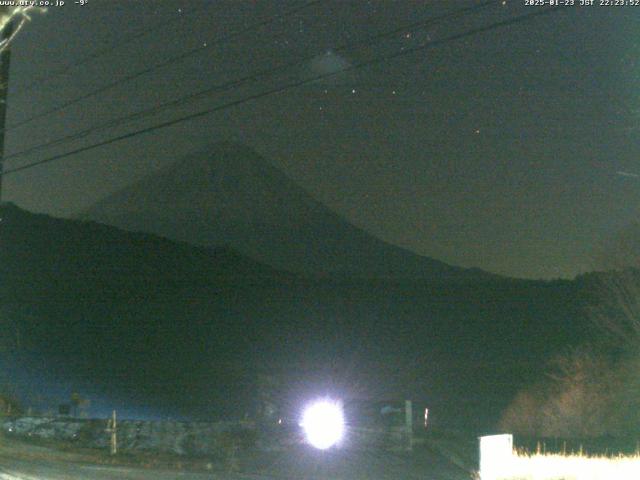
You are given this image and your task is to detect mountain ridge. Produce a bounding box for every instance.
[82,142,498,281]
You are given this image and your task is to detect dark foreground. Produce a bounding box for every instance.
[0,433,476,479]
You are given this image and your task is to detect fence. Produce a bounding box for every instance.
[1,416,255,457]
[1,409,415,457]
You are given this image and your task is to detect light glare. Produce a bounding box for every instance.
[300,400,344,450]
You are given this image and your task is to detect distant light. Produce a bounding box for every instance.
[300,400,344,449]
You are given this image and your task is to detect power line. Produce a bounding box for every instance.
[4,0,497,163]
[14,2,213,96]
[1,6,569,178]
[4,0,323,133]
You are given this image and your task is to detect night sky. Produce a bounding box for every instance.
[2,1,639,280]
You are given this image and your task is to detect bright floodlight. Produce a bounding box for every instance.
[300,400,345,449]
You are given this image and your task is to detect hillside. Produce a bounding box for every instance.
[0,204,591,428]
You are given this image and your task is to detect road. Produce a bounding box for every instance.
[0,453,470,480]
[0,441,255,480]
[0,436,474,479]
[0,458,227,479]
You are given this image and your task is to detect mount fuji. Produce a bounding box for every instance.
[83,142,492,281]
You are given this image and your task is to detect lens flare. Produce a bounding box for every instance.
[300,400,345,449]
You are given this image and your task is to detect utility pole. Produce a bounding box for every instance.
[404,400,413,452]
[0,15,13,203]
[106,409,118,455]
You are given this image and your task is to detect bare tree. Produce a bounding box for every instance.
[500,347,630,437]
[501,223,640,438]
[588,222,640,347]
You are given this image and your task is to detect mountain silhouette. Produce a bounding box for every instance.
[83,142,493,280]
